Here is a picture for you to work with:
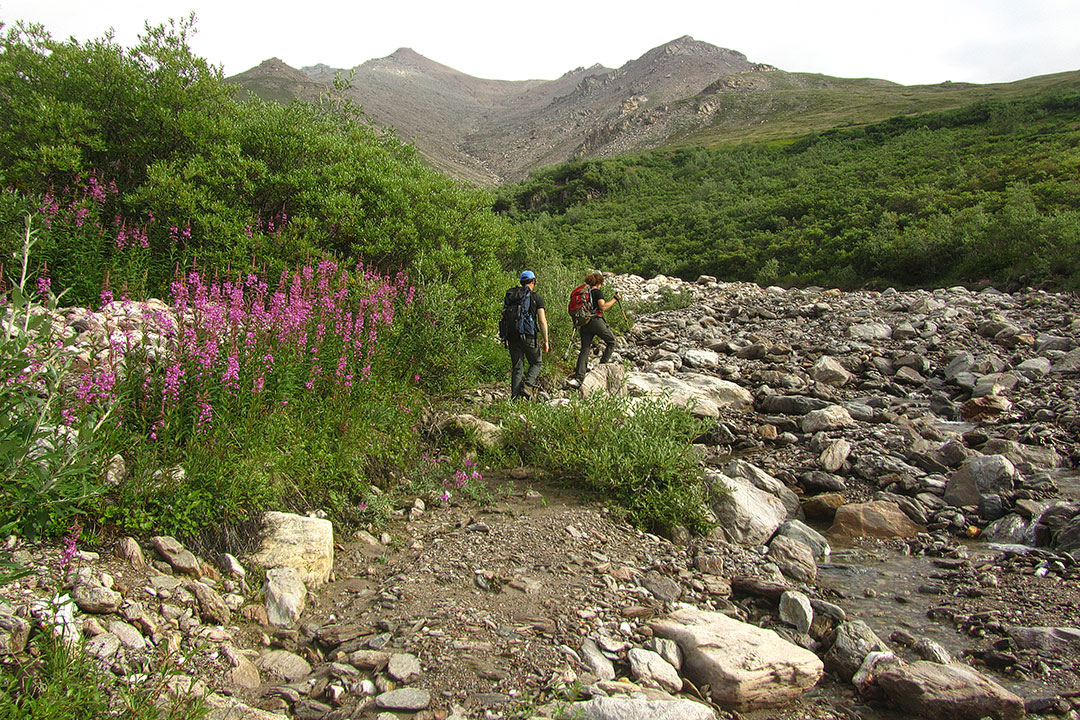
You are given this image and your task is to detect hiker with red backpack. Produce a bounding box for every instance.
[499,270,549,400]
[567,271,620,388]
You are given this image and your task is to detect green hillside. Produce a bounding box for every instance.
[498,90,1080,290]
[671,69,1080,149]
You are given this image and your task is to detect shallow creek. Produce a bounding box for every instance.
[817,536,1068,704]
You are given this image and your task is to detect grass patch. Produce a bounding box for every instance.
[491,393,712,535]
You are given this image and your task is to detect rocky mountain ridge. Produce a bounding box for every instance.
[228,36,790,184]
[228,36,1080,186]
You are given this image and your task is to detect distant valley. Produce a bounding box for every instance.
[227,37,1080,185]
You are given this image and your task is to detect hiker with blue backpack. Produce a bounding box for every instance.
[499,270,549,400]
[567,271,621,388]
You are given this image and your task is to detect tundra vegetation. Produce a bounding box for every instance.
[498,92,1080,290]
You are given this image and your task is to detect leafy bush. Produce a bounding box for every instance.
[0,17,512,392]
[493,394,713,534]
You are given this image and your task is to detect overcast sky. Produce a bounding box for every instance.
[3,0,1078,86]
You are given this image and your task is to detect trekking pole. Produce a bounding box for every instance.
[563,328,576,360]
[616,294,632,331]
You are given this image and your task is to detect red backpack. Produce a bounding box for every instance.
[567,284,595,328]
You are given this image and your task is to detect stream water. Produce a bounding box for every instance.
[816,465,1080,708]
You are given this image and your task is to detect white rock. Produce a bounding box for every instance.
[650,607,823,709]
[264,567,306,627]
[250,511,334,587]
[628,648,682,693]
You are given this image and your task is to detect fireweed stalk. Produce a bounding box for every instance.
[81,260,416,445]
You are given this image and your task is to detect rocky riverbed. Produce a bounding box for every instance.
[2,276,1079,719]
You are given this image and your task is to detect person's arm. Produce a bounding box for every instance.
[537,307,550,352]
[597,292,621,312]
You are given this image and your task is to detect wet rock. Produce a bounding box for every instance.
[825,620,890,682]
[250,511,334,587]
[1006,625,1080,654]
[913,638,953,664]
[650,607,823,709]
[876,661,1025,720]
[827,501,923,540]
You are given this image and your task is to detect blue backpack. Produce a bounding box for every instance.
[499,286,536,340]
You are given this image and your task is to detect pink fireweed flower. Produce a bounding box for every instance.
[195,396,213,432]
[57,520,81,573]
[221,354,240,392]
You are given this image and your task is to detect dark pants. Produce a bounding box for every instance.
[575,316,615,381]
[509,335,542,398]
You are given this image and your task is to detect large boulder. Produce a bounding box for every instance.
[249,511,334,587]
[827,501,923,540]
[944,455,1016,508]
[876,661,1025,720]
[825,620,890,682]
[626,372,753,418]
[705,473,788,546]
[440,414,502,450]
[580,363,628,397]
[650,607,823,709]
[724,459,800,517]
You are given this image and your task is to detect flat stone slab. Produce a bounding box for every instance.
[650,607,822,709]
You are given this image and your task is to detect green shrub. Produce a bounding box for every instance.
[493,394,713,534]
